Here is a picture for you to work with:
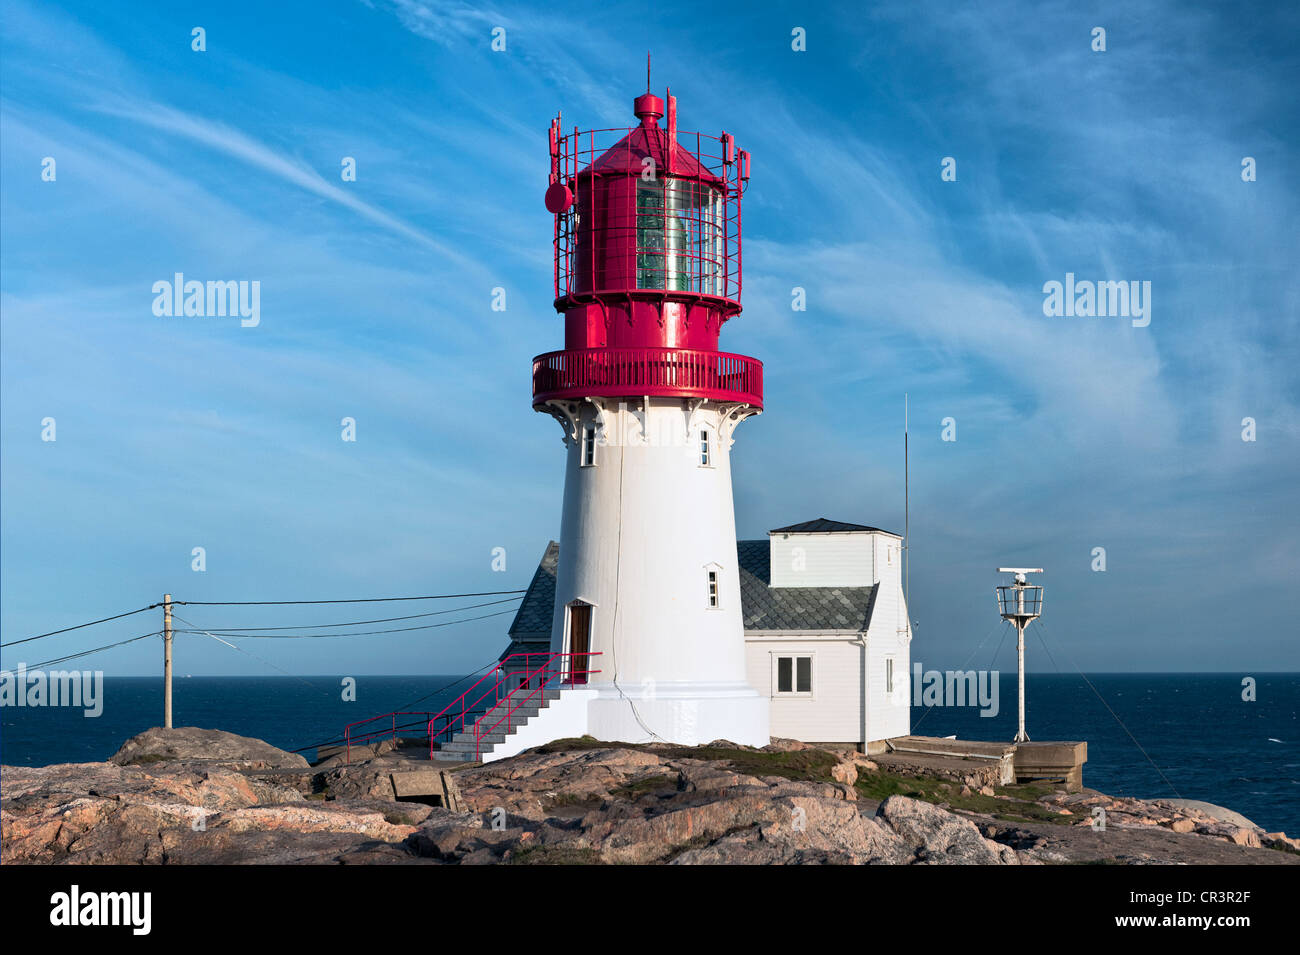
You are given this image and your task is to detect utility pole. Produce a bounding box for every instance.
[163,593,173,729]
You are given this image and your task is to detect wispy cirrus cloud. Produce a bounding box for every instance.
[89,97,475,268]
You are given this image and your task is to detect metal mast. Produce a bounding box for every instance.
[995,568,1043,743]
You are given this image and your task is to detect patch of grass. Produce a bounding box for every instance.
[542,792,604,811]
[505,844,605,865]
[533,738,840,784]
[663,746,839,783]
[383,810,426,826]
[854,769,946,803]
[535,736,612,753]
[854,770,1075,825]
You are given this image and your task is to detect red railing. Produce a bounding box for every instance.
[340,710,454,763]
[341,651,601,764]
[550,124,746,302]
[468,652,601,761]
[532,346,762,408]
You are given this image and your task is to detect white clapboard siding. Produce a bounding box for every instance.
[865,555,911,742]
[744,527,911,746]
[769,532,877,587]
[744,636,865,742]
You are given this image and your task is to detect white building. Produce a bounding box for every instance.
[495,517,911,755]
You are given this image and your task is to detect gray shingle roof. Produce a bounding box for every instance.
[502,538,875,654]
[736,540,876,631]
[770,517,897,535]
[506,541,558,636]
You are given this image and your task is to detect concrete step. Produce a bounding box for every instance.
[432,686,564,761]
[432,749,481,762]
[443,732,509,748]
[481,692,559,716]
[474,709,543,728]
[492,687,562,705]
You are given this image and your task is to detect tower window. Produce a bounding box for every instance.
[582,426,596,467]
[886,657,895,694]
[775,655,813,696]
[699,428,711,466]
[707,570,719,607]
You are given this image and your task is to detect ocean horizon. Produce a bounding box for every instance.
[2,671,1295,834]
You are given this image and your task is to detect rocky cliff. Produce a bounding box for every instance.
[2,728,1295,865]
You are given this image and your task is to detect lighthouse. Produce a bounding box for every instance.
[531,78,770,747]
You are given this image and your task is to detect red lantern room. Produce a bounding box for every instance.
[533,74,762,409]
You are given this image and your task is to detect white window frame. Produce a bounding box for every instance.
[703,562,722,609]
[581,425,597,467]
[885,656,895,695]
[772,652,815,698]
[699,427,712,467]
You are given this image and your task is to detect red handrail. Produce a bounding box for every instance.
[532,346,762,407]
[471,652,601,760]
[341,651,601,764]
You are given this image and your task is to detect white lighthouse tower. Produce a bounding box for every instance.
[530,82,769,746]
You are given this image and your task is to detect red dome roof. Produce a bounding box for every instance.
[582,95,722,184]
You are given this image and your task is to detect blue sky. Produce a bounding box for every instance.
[2,0,1296,676]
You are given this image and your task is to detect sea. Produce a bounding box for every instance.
[1,672,1296,835]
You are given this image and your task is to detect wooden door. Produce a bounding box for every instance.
[567,603,591,684]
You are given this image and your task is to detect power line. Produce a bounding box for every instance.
[177,595,523,632]
[3,589,528,648]
[1036,619,1182,799]
[174,606,521,639]
[172,614,334,698]
[288,659,504,753]
[16,631,162,669]
[1,605,161,648]
[176,589,526,607]
[911,619,1009,733]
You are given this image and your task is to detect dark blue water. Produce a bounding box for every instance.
[910,672,1298,834]
[2,672,1296,834]
[0,674,484,766]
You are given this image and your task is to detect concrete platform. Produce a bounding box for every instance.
[880,736,1088,790]
[881,736,1017,786]
[1013,740,1087,791]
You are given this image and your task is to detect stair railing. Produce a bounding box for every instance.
[342,651,602,764]
[470,651,601,760]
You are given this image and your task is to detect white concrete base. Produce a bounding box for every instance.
[586,681,770,748]
[481,688,598,763]
[482,682,770,761]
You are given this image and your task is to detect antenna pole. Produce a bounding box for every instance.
[996,568,1042,744]
[646,52,651,93]
[904,394,909,619]
[1015,617,1028,742]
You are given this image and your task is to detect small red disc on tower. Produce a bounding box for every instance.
[544,182,573,214]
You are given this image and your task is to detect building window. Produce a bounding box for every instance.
[699,428,711,466]
[707,570,719,607]
[886,657,895,694]
[581,426,596,467]
[775,655,813,696]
